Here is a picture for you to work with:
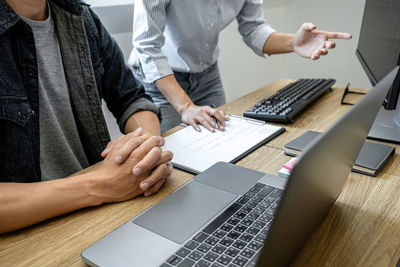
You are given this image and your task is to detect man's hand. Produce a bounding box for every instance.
[94,131,173,203]
[294,22,352,60]
[181,104,229,132]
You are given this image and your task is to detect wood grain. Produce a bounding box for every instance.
[1,80,400,267]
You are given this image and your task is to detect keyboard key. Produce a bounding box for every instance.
[248,241,263,251]
[217,255,233,265]
[213,230,227,239]
[245,201,258,209]
[244,191,256,198]
[224,247,240,258]
[219,223,233,232]
[188,251,204,261]
[203,203,241,234]
[161,263,172,267]
[177,258,195,267]
[236,197,250,205]
[212,244,227,254]
[252,220,266,229]
[226,231,241,240]
[197,243,212,253]
[232,240,247,250]
[246,226,260,235]
[176,247,191,258]
[240,248,256,259]
[270,188,284,198]
[195,260,211,267]
[219,237,235,247]
[193,232,209,243]
[226,218,240,225]
[264,209,275,216]
[239,233,254,242]
[241,218,254,226]
[204,251,219,262]
[185,240,200,250]
[205,236,219,246]
[246,212,261,220]
[233,224,247,233]
[232,255,248,267]
[257,186,274,197]
[254,234,266,243]
[239,206,252,214]
[166,255,183,266]
[233,212,246,220]
[210,263,224,267]
[259,213,272,222]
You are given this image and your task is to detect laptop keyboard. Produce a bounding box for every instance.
[161,183,283,267]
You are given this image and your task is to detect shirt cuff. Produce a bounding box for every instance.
[250,24,277,57]
[118,97,161,133]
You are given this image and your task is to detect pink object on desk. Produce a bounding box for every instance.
[283,158,297,171]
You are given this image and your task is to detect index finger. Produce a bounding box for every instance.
[325,31,352,39]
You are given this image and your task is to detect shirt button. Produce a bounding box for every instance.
[200,61,204,65]
[27,69,34,76]
[210,22,215,27]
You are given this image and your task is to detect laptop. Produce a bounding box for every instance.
[82,66,399,267]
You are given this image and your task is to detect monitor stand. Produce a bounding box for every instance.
[368,107,400,143]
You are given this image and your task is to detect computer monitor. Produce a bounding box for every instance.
[356,0,400,143]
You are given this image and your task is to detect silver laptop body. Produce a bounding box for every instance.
[82,66,399,267]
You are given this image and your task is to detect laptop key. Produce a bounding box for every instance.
[205,236,219,246]
[232,240,246,249]
[247,241,263,251]
[219,237,235,247]
[257,186,274,197]
[185,240,200,250]
[246,212,261,220]
[233,224,247,233]
[244,192,256,198]
[232,256,248,267]
[210,263,224,267]
[212,244,227,254]
[236,196,250,205]
[177,258,196,267]
[217,255,233,265]
[270,188,284,198]
[203,203,241,234]
[226,231,241,240]
[239,233,254,242]
[246,227,260,235]
[188,251,204,261]
[226,218,240,226]
[161,263,172,267]
[241,218,254,226]
[254,234,266,243]
[176,247,191,258]
[254,183,266,189]
[219,223,233,232]
[166,255,183,266]
[212,230,227,239]
[233,212,246,220]
[197,243,212,253]
[252,220,266,229]
[204,251,219,262]
[193,232,209,243]
[240,248,256,259]
[195,259,211,267]
[224,247,240,258]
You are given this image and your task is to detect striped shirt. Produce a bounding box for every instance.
[129,0,276,83]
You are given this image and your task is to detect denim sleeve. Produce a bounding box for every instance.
[236,0,276,57]
[88,9,161,133]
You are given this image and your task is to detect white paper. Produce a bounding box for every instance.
[163,115,283,173]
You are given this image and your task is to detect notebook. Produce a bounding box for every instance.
[285,130,395,176]
[163,114,285,174]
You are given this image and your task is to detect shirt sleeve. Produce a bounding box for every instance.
[130,0,173,83]
[236,0,276,57]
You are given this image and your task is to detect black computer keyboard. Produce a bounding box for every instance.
[244,78,336,123]
[161,183,284,267]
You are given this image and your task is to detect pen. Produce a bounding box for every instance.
[211,104,219,129]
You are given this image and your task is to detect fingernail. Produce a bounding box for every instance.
[159,139,165,146]
[115,155,123,163]
[102,148,110,154]
[141,181,149,190]
[167,162,173,171]
[133,167,142,175]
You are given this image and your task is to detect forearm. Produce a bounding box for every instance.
[263,33,295,55]
[155,75,194,114]
[125,110,161,136]
[0,173,99,234]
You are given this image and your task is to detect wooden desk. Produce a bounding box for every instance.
[1,80,400,266]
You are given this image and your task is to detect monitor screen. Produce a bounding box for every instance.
[356,0,400,109]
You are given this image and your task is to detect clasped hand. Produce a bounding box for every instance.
[95,127,173,203]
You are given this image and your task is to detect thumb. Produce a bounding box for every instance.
[302,22,316,32]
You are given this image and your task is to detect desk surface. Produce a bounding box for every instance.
[1,79,400,266]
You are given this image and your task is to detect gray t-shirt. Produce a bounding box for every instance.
[21,9,90,180]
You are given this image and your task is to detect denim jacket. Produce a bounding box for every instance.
[0,0,160,182]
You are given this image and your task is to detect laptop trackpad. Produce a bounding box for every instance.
[133,181,237,244]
